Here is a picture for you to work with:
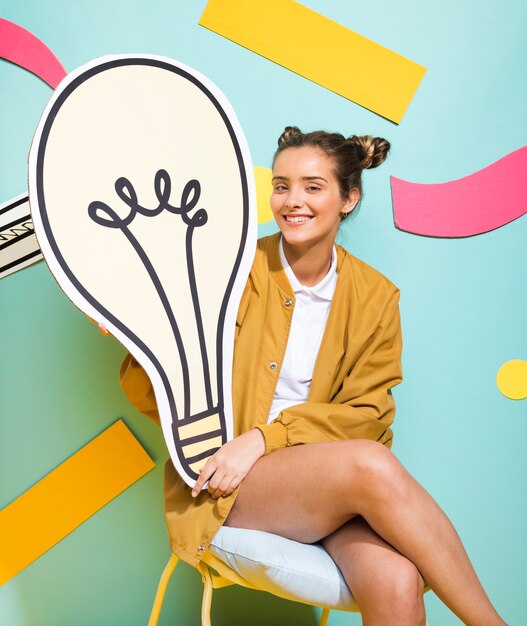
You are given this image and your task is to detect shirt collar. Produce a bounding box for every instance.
[279,234,337,301]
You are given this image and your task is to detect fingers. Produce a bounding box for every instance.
[192,459,216,497]
[209,473,238,499]
[87,315,111,336]
[191,459,238,499]
[220,476,239,498]
[192,440,251,499]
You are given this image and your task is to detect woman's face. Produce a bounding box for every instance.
[270,146,358,250]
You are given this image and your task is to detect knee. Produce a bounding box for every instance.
[382,562,427,622]
[349,439,406,500]
[353,557,426,623]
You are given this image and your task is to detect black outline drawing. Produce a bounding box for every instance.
[0,195,42,276]
[88,171,212,421]
[34,58,250,482]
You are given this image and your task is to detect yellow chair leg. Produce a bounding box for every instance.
[148,554,180,626]
[319,608,331,625]
[200,564,215,626]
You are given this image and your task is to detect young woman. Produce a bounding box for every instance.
[119,127,507,625]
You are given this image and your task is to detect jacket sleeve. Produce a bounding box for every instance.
[254,289,403,455]
[119,352,161,427]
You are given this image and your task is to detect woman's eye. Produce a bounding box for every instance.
[273,185,287,192]
[307,186,321,192]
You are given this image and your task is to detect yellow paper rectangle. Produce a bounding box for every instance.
[199,0,426,123]
[0,419,155,585]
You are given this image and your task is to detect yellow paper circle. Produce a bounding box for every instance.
[496,359,527,400]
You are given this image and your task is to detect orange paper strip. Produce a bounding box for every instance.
[0,419,155,585]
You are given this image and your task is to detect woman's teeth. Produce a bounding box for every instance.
[285,216,313,222]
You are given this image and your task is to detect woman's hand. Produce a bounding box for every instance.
[97,322,111,335]
[191,428,266,499]
[87,315,111,336]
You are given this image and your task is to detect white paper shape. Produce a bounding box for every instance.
[28,55,257,488]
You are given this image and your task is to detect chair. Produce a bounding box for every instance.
[147,527,431,625]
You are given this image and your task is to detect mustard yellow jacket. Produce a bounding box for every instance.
[119,231,403,567]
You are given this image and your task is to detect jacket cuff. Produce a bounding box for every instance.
[254,422,288,455]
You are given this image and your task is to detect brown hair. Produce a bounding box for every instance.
[273,126,390,220]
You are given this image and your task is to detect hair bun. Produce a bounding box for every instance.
[278,126,302,147]
[349,135,390,169]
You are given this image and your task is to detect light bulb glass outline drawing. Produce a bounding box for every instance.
[28,55,257,488]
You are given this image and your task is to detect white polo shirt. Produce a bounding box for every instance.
[267,235,338,423]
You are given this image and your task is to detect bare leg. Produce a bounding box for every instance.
[322,516,426,626]
[224,439,507,626]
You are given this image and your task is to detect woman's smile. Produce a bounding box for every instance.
[283,214,314,225]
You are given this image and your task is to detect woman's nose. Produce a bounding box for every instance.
[285,196,303,209]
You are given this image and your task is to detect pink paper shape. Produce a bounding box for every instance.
[0,18,66,88]
[391,146,527,237]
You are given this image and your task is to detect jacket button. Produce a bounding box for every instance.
[269,361,277,370]
[284,299,292,307]
[198,544,206,552]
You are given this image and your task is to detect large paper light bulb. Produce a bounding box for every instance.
[28,55,257,488]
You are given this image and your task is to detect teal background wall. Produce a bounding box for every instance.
[1,1,525,624]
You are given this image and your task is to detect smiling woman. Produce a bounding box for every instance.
[121,125,508,625]
[204,127,507,625]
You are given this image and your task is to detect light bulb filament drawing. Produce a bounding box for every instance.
[88,170,223,464]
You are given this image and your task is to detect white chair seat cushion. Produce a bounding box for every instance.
[209,526,358,611]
